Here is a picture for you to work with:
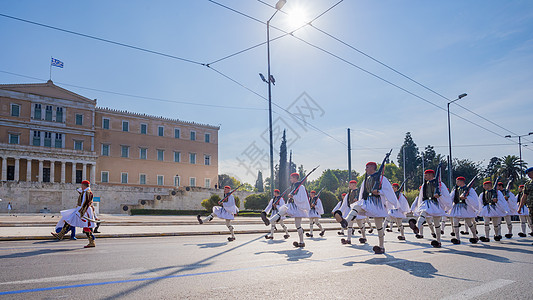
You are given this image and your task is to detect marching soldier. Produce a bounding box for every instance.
[306,190,325,238]
[518,167,533,244]
[263,189,290,240]
[497,181,518,239]
[479,181,508,242]
[387,183,409,241]
[197,186,239,242]
[516,184,533,237]
[449,176,480,244]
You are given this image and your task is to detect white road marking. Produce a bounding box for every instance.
[0,268,159,285]
[440,279,515,300]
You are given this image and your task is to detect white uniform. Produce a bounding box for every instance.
[308,196,325,237]
[265,197,286,220]
[479,189,507,240]
[414,181,452,217]
[449,185,480,243]
[212,194,239,220]
[264,196,289,239]
[61,188,96,228]
[269,183,310,246]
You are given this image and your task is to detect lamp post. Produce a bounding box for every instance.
[259,0,286,198]
[505,132,533,177]
[447,93,467,187]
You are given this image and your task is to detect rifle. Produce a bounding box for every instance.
[218,184,244,205]
[489,175,501,203]
[460,175,478,198]
[310,187,325,207]
[504,176,514,199]
[288,165,320,198]
[371,149,393,192]
[427,161,443,197]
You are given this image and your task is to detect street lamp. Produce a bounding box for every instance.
[447,93,467,187]
[505,132,533,177]
[259,0,286,198]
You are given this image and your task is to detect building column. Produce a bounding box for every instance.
[60,161,66,183]
[38,159,44,182]
[71,162,77,184]
[82,163,87,181]
[90,164,96,184]
[1,157,7,181]
[50,161,55,183]
[14,158,20,181]
[26,158,32,182]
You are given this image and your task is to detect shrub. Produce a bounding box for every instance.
[201,194,221,212]
[244,193,270,210]
[319,190,337,215]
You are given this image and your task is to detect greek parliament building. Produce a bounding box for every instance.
[0,81,221,213]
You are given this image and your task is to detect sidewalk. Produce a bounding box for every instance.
[0,214,343,241]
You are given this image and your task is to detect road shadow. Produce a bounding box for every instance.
[438,247,511,263]
[254,248,313,262]
[105,234,265,300]
[0,247,78,259]
[476,242,533,255]
[342,254,439,278]
[194,242,228,249]
[261,239,287,244]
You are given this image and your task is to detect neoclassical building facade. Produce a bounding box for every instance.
[0,81,219,188]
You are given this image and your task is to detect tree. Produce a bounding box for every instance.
[278,130,288,193]
[255,171,264,192]
[318,190,338,216]
[397,132,421,190]
[244,193,270,210]
[497,155,524,183]
[318,169,339,192]
[218,174,241,189]
[241,183,254,192]
[201,194,221,212]
[383,163,402,185]
[453,158,482,184]
[298,164,306,179]
[484,157,502,178]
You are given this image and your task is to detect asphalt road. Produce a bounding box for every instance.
[1,224,532,299]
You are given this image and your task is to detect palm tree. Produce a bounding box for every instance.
[497,155,525,184]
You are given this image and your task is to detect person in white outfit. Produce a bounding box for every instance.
[263,189,290,240]
[197,186,239,242]
[516,185,533,237]
[478,181,508,242]
[497,181,518,239]
[409,168,452,248]
[306,190,325,238]
[449,176,480,244]
[387,183,409,241]
[263,173,310,248]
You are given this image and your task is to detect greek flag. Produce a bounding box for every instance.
[51,58,64,68]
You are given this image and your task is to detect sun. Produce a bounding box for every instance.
[285,3,310,29]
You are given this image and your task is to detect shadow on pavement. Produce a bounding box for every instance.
[105,234,265,300]
[0,247,78,259]
[194,242,228,249]
[439,247,512,263]
[254,248,313,262]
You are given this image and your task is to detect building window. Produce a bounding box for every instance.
[121,172,128,184]
[140,123,147,135]
[74,140,83,151]
[32,131,41,146]
[140,148,147,160]
[11,104,20,117]
[102,144,110,156]
[9,133,20,144]
[44,132,52,147]
[189,153,196,164]
[189,177,196,187]
[174,151,181,163]
[122,121,129,132]
[205,178,211,188]
[157,175,164,186]
[45,105,53,121]
[121,146,129,158]
[103,118,110,129]
[205,133,210,143]
[174,128,180,138]
[34,104,42,119]
[174,176,180,187]
[190,131,196,141]
[101,171,109,183]
[75,114,83,125]
[158,126,164,137]
[54,133,63,148]
[157,150,164,161]
[140,174,146,185]
[204,155,211,166]
[56,107,63,123]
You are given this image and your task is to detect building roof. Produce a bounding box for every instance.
[96,107,220,130]
[0,80,97,104]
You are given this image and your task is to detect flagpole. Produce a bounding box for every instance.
[49,56,52,81]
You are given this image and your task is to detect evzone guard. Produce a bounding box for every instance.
[263,169,317,248]
[409,165,452,248]
[497,180,518,239]
[386,182,410,241]
[52,180,97,248]
[197,185,240,241]
[478,180,509,242]
[306,189,325,238]
[410,192,438,239]
[516,184,533,237]
[333,180,367,238]
[262,189,290,240]
[333,192,349,236]
[449,176,480,244]
[340,151,399,254]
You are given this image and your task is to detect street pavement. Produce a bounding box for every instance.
[0,222,532,299]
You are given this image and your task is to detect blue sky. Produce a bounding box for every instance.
[1,0,532,184]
